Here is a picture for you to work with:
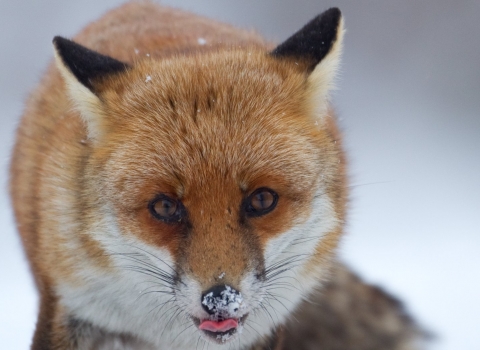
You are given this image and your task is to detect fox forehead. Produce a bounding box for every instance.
[98,50,328,200]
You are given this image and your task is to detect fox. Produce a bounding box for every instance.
[10,2,427,350]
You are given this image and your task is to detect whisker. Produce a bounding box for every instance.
[113,254,176,283]
[122,265,178,289]
[259,303,277,330]
[195,335,203,350]
[262,298,281,324]
[263,291,291,314]
[116,243,177,273]
[264,254,309,277]
[171,323,195,344]
[244,324,265,347]
[147,296,176,318]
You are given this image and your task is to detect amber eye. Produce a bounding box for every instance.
[245,188,278,217]
[148,195,184,223]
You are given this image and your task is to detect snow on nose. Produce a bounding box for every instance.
[201,284,243,317]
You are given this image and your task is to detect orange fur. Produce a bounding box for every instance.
[10,2,352,349]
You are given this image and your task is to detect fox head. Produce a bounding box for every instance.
[53,8,346,347]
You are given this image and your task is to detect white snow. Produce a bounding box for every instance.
[216,332,233,343]
[201,285,243,317]
[145,75,152,83]
[197,37,207,45]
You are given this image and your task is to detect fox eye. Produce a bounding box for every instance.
[245,188,278,217]
[148,195,184,223]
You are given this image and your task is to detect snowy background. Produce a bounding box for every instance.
[1,0,479,349]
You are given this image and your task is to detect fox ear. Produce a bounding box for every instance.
[271,8,344,117]
[53,36,129,140]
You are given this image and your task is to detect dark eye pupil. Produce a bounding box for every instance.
[252,191,274,210]
[246,188,278,216]
[152,197,178,218]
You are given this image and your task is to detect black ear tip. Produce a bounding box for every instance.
[52,36,77,61]
[270,7,343,70]
[52,36,82,57]
[325,7,342,18]
[321,7,342,26]
[52,36,61,52]
[51,35,129,93]
[309,7,342,31]
[52,36,67,49]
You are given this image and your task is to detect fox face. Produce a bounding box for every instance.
[46,7,345,348]
[92,53,342,342]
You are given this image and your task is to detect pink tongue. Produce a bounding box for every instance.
[199,319,238,333]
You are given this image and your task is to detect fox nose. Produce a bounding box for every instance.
[201,284,243,316]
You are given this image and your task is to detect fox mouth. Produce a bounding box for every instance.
[192,314,248,343]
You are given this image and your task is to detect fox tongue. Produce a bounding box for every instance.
[199,319,238,333]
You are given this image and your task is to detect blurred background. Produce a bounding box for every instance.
[1,0,479,349]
